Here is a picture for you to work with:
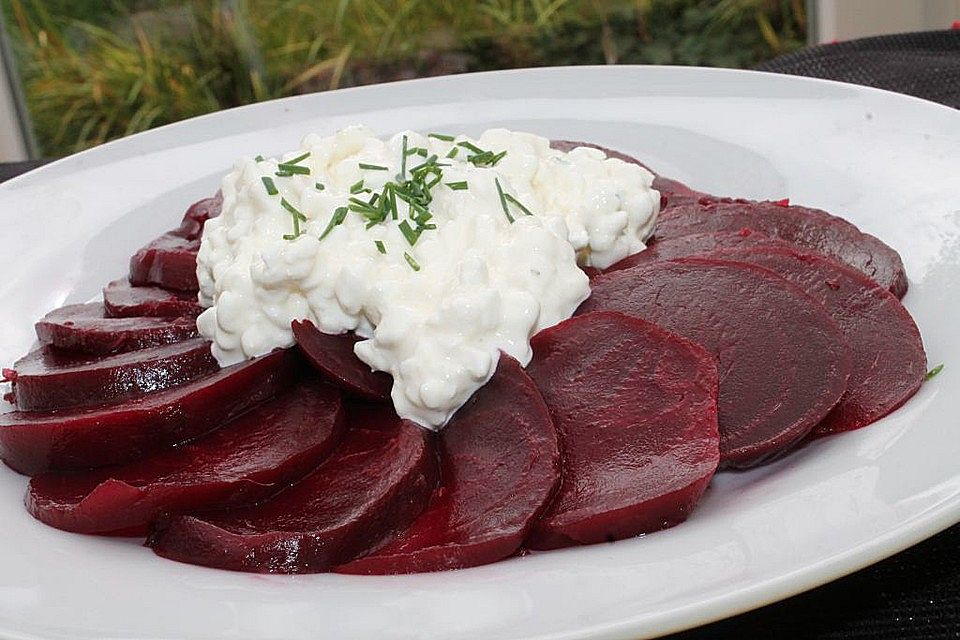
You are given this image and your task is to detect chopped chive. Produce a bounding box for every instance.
[925,364,945,381]
[445,146,459,158]
[359,162,389,171]
[494,177,514,224]
[398,220,420,245]
[350,180,364,194]
[275,170,294,178]
[284,151,310,165]
[254,155,265,162]
[403,252,421,271]
[457,140,484,154]
[375,240,386,254]
[315,182,325,191]
[504,193,534,216]
[281,197,307,221]
[261,176,278,196]
[389,186,398,219]
[416,148,428,157]
[399,134,408,179]
[428,133,455,141]
[319,206,349,240]
[445,181,468,190]
[276,163,311,175]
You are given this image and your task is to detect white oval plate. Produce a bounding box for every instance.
[0,66,958,640]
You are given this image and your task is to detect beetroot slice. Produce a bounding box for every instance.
[103,279,202,318]
[0,349,298,475]
[291,320,392,401]
[129,233,201,292]
[605,230,786,274]
[525,312,720,549]
[580,259,852,468]
[548,139,707,207]
[339,353,560,574]
[655,198,908,298]
[176,193,222,240]
[35,303,198,355]
[26,378,344,535]
[10,338,219,412]
[148,404,433,573]
[701,246,926,436]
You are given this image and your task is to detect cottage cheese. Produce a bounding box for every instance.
[196,126,659,428]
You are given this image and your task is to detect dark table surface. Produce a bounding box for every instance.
[1,29,958,640]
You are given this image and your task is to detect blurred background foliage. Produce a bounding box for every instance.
[1,0,806,157]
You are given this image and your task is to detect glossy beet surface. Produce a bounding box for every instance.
[605,230,787,274]
[149,404,433,572]
[655,198,909,298]
[525,312,720,549]
[580,259,852,468]
[10,338,219,412]
[27,378,344,535]
[103,279,202,318]
[128,194,221,292]
[339,354,560,574]
[291,320,392,401]
[128,233,201,292]
[0,349,298,475]
[35,303,198,356]
[704,247,926,436]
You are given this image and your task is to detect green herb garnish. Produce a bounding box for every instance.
[428,133,455,142]
[276,163,310,175]
[350,180,365,194]
[284,151,310,165]
[445,147,459,159]
[399,134,409,180]
[261,176,278,196]
[254,155,265,162]
[398,220,420,245]
[504,192,533,216]
[445,181,468,190]
[281,197,308,239]
[319,206,349,240]
[375,240,386,254]
[315,182,325,191]
[494,177,514,223]
[925,364,945,381]
[359,162,388,171]
[403,252,421,271]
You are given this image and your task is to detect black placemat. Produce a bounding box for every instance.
[757,29,960,109]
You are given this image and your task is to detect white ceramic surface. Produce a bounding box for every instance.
[0,67,958,640]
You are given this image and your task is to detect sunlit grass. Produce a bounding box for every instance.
[2,0,805,156]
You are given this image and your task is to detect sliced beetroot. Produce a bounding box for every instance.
[291,320,392,401]
[655,198,908,298]
[27,378,344,535]
[702,246,926,436]
[548,139,707,207]
[580,258,852,468]
[525,312,719,549]
[35,302,198,355]
[339,353,560,574]
[103,279,202,318]
[605,230,785,274]
[176,193,222,240]
[0,349,298,475]
[148,404,433,573]
[129,233,201,292]
[10,338,219,412]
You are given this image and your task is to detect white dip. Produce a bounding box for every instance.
[196,126,659,429]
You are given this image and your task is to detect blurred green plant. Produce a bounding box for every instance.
[1,0,805,156]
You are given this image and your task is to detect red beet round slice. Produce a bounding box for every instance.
[35,303,198,355]
[103,279,202,318]
[10,338,219,412]
[291,320,392,401]
[339,353,560,574]
[605,230,786,274]
[129,233,201,292]
[176,193,222,240]
[0,349,299,475]
[702,246,926,436]
[525,312,720,549]
[655,198,908,298]
[26,378,344,535]
[148,405,434,573]
[580,259,852,468]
